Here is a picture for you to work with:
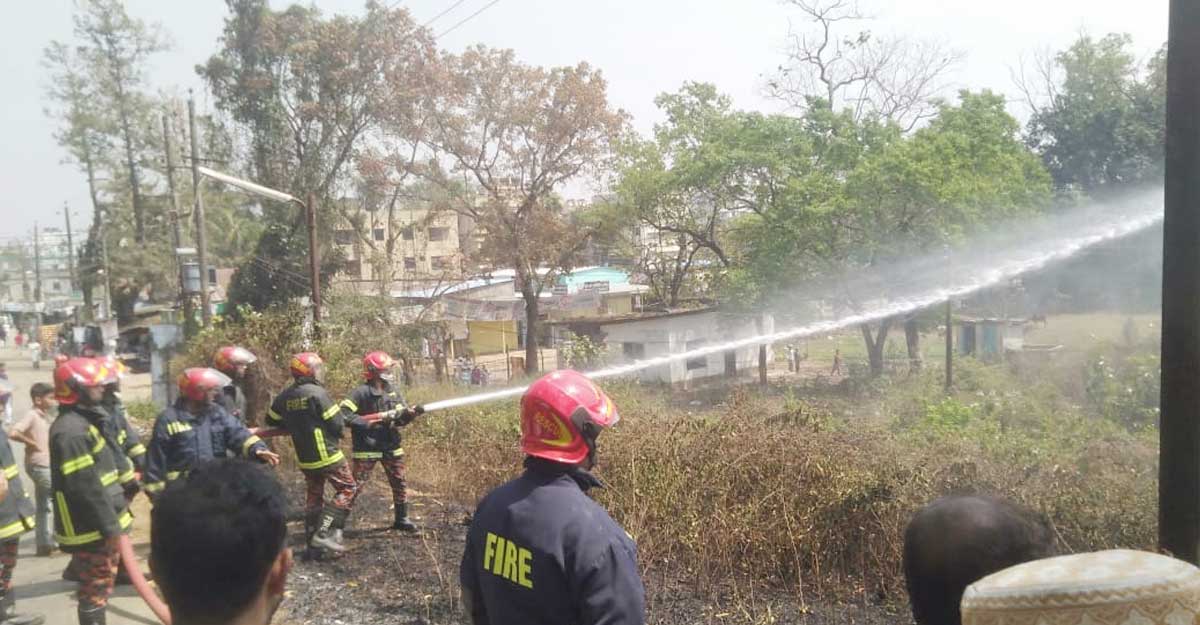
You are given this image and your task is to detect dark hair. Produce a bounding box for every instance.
[151,459,288,625]
[903,495,1055,625]
[29,383,52,402]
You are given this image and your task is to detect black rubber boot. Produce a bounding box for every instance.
[61,558,81,583]
[309,507,347,553]
[391,503,417,532]
[0,593,44,625]
[77,605,105,625]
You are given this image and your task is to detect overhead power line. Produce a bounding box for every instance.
[437,0,501,38]
[423,0,471,27]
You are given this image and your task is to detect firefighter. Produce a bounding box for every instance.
[50,357,136,625]
[213,345,257,424]
[459,370,645,625]
[143,368,279,498]
[0,404,43,624]
[344,351,419,532]
[267,352,384,557]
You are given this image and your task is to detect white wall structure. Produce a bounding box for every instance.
[598,309,774,385]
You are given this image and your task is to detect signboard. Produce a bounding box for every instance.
[552,283,569,296]
[580,281,610,293]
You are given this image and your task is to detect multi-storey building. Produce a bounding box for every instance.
[333,203,473,294]
[0,227,83,314]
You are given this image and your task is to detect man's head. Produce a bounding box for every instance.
[289,352,325,385]
[519,370,619,470]
[362,351,395,386]
[178,368,231,412]
[215,346,257,380]
[29,383,54,412]
[54,357,111,407]
[903,495,1055,625]
[151,460,291,625]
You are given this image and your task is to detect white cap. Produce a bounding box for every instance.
[961,549,1200,625]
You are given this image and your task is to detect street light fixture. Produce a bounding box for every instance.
[194,166,322,332]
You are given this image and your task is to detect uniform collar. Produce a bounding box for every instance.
[523,456,604,492]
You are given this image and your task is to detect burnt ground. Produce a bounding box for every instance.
[276,471,901,625]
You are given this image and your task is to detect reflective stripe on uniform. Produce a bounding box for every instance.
[118,431,127,445]
[55,510,133,546]
[166,471,183,481]
[322,404,341,420]
[55,492,75,537]
[99,471,119,487]
[128,443,146,457]
[3,465,18,479]
[387,448,404,458]
[143,481,165,493]
[60,454,95,476]
[352,451,382,460]
[167,422,193,435]
[0,518,30,540]
[266,408,282,424]
[242,435,262,455]
[298,429,343,469]
[87,427,105,453]
[118,469,136,484]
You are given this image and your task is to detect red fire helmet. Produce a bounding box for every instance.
[214,346,257,375]
[100,356,128,382]
[362,351,395,381]
[519,370,619,465]
[289,352,324,380]
[178,367,232,403]
[54,358,111,406]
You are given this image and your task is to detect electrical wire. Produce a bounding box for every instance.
[423,0,471,27]
[437,0,501,38]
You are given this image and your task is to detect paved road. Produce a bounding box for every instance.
[0,347,159,625]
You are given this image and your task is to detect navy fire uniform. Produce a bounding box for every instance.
[215,382,248,424]
[0,426,35,607]
[267,378,363,545]
[343,381,412,520]
[100,392,146,474]
[142,400,267,497]
[460,458,646,625]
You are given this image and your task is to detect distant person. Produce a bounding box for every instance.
[213,345,259,424]
[151,460,292,625]
[7,383,55,556]
[0,326,7,348]
[13,333,22,349]
[0,363,11,425]
[27,342,40,371]
[460,370,644,625]
[903,495,1055,625]
[830,349,842,376]
[962,549,1200,625]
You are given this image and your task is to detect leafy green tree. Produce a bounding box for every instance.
[1026,34,1165,193]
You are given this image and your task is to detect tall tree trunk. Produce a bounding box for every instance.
[522,280,540,375]
[117,106,145,244]
[860,319,893,376]
[905,318,922,373]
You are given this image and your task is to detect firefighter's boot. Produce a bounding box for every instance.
[76,605,105,625]
[309,507,347,553]
[391,503,417,532]
[0,593,44,625]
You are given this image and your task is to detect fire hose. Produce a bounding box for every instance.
[119,533,172,625]
[249,408,419,440]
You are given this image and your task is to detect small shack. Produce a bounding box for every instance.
[956,317,1026,362]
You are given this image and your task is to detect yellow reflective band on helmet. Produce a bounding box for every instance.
[0,518,30,540]
[128,444,146,457]
[266,408,282,423]
[167,422,193,436]
[322,404,341,420]
[60,454,95,476]
[340,399,358,413]
[242,436,262,454]
[99,471,118,487]
[3,465,18,479]
[352,451,382,460]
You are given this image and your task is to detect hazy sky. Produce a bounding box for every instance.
[0,0,1168,241]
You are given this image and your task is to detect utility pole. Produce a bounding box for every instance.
[33,222,42,341]
[63,203,76,293]
[188,95,212,327]
[944,299,953,391]
[306,191,322,335]
[163,112,196,335]
[1159,0,1200,565]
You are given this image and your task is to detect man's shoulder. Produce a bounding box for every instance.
[49,410,90,437]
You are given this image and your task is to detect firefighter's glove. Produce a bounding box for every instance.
[394,405,422,427]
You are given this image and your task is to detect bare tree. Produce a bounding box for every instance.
[766,0,961,131]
